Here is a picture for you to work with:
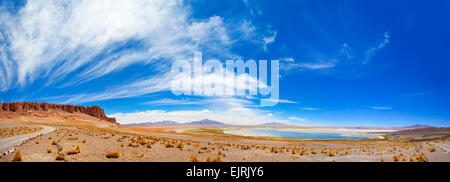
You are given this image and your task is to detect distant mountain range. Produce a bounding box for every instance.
[393,124,433,129]
[126,120,179,126]
[125,119,227,126]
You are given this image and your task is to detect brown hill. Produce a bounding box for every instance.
[0,102,116,124]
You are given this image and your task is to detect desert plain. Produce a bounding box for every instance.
[0,102,449,162]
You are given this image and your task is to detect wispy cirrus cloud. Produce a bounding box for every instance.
[368,106,392,110]
[0,0,271,94]
[288,116,307,122]
[363,32,390,64]
[279,32,390,74]
[302,107,320,111]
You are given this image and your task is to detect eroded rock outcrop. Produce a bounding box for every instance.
[0,102,116,123]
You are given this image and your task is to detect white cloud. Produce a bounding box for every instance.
[368,106,392,110]
[297,62,336,69]
[281,61,336,71]
[280,57,295,62]
[302,107,320,111]
[262,30,277,52]
[0,0,242,91]
[363,32,390,64]
[288,116,307,122]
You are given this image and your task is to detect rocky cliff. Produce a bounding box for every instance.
[0,102,116,123]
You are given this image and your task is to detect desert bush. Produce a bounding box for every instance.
[392,155,399,162]
[165,141,174,148]
[328,151,335,157]
[177,142,184,150]
[46,147,52,153]
[428,148,436,152]
[51,140,57,145]
[206,156,224,162]
[11,151,23,162]
[380,158,384,162]
[55,154,65,160]
[188,156,200,162]
[270,147,278,153]
[66,145,81,155]
[106,150,121,158]
[146,141,152,148]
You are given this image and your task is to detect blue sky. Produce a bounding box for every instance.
[0,0,449,127]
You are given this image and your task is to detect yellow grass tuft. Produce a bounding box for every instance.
[188,156,200,162]
[177,142,184,150]
[106,150,121,158]
[428,148,436,152]
[393,155,399,162]
[11,151,23,162]
[164,141,174,148]
[55,154,65,161]
[206,156,225,162]
[146,141,152,148]
[66,145,81,155]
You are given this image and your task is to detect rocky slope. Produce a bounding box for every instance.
[0,102,116,123]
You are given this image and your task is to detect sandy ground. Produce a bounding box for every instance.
[0,122,448,162]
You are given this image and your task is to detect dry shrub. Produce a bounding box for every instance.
[428,148,436,152]
[106,150,121,158]
[81,139,86,143]
[393,155,399,162]
[46,147,52,153]
[51,140,57,145]
[137,153,145,157]
[188,156,200,162]
[206,156,225,162]
[164,141,174,148]
[177,142,184,150]
[35,141,39,144]
[328,151,335,157]
[55,154,65,161]
[11,151,23,162]
[66,145,81,155]
[68,137,78,140]
[416,153,426,162]
[380,158,384,162]
[270,147,278,153]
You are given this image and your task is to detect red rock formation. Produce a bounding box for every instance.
[0,102,116,124]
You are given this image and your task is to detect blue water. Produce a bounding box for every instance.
[238,129,368,139]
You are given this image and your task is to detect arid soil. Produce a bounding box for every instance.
[1,121,448,162]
